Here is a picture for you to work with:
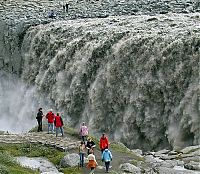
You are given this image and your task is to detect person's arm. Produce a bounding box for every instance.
[60,117,64,126]
[106,137,109,147]
[109,151,113,160]
[92,141,96,148]
[100,138,102,149]
[86,142,90,149]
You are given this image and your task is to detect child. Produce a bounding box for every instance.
[87,149,98,174]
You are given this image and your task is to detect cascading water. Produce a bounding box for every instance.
[0,71,38,133]
[16,14,199,150]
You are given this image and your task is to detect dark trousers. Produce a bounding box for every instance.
[37,119,42,132]
[82,136,87,143]
[105,161,110,172]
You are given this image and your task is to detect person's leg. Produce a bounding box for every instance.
[60,127,64,137]
[37,120,40,132]
[81,153,84,167]
[79,153,82,167]
[89,167,95,174]
[56,127,58,137]
[82,136,85,142]
[50,123,54,133]
[105,161,110,172]
[48,123,50,133]
[40,120,43,131]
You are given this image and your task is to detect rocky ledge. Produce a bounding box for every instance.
[0,132,199,173]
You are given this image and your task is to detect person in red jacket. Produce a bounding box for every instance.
[46,109,55,134]
[54,113,64,137]
[100,133,109,153]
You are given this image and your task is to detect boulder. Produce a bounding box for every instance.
[119,163,141,173]
[60,153,79,167]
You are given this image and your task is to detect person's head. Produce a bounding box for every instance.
[49,109,53,112]
[102,133,106,138]
[80,141,84,145]
[87,137,92,142]
[38,108,42,111]
[82,122,85,126]
[57,113,60,116]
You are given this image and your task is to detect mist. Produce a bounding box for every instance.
[0,71,39,133]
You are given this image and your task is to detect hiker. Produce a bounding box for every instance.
[63,3,69,13]
[86,137,96,155]
[65,3,69,13]
[48,10,56,18]
[102,148,113,173]
[79,122,88,143]
[54,113,64,137]
[79,141,86,167]
[46,109,55,134]
[100,133,109,153]
[87,149,98,174]
[36,108,44,132]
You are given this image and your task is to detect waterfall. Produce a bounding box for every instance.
[0,12,199,150]
[17,14,200,150]
[0,72,38,133]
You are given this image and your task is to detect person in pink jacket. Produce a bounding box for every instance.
[79,122,89,143]
[54,113,64,137]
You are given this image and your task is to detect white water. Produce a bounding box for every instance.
[0,72,38,133]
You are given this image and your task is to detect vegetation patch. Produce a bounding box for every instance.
[0,151,38,174]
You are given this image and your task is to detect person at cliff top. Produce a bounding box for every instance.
[86,137,96,155]
[48,10,56,18]
[54,112,64,137]
[79,122,89,143]
[36,108,44,132]
[46,109,55,134]
[99,133,109,153]
[79,141,86,167]
[102,148,113,173]
[87,149,98,174]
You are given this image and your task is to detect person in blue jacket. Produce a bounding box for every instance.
[101,148,112,173]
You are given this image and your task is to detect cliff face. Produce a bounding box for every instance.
[0,0,200,150]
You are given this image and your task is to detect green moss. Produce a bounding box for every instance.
[63,126,79,138]
[0,143,65,166]
[0,151,38,174]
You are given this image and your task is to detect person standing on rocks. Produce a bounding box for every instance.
[46,109,55,134]
[79,122,89,143]
[54,112,64,137]
[100,133,109,153]
[36,108,44,132]
[87,149,98,174]
[79,141,86,167]
[102,148,112,173]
